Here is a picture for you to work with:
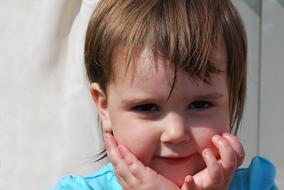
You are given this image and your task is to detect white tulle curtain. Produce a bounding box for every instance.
[0,1,104,189]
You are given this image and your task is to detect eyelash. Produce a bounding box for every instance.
[132,101,213,113]
[189,100,213,110]
[132,104,160,113]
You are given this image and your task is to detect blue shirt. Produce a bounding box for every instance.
[54,156,278,190]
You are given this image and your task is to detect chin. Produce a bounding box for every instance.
[149,154,206,187]
[165,173,188,187]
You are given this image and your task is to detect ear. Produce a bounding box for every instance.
[90,83,112,132]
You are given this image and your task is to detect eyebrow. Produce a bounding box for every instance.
[120,93,225,106]
[207,60,225,73]
[189,93,224,100]
[120,97,164,106]
[207,56,226,73]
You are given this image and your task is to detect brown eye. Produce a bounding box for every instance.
[132,104,160,113]
[189,101,212,110]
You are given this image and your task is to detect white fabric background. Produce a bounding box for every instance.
[0,0,283,190]
[0,1,104,189]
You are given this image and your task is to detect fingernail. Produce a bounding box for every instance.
[202,148,213,158]
[212,134,221,143]
[222,133,231,139]
[184,175,192,183]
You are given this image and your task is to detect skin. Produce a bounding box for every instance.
[91,46,245,189]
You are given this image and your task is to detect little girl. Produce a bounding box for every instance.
[54,0,277,189]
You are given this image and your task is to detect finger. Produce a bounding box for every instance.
[118,144,138,165]
[118,145,148,179]
[104,133,122,166]
[202,148,224,186]
[181,175,196,190]
[116,173,128,187]
[104,133,137,185]
[212,135,237,174]
[116,174,135,189]
[222,133,245,167]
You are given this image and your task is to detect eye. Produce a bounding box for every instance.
[132,104,160,113]
[189,100,212,110]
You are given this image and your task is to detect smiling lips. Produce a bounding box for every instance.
[156,155,194,165]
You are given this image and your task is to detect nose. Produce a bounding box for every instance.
[160,112,190,144]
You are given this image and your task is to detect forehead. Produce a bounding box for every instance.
[110,44,227,84]
[113,48,171,82]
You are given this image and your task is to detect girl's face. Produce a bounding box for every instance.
[92,47,230,186]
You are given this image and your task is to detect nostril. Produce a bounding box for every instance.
[160,125,190,144]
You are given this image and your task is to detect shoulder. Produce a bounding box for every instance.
[53,163,122,190]
[230,156,278,190]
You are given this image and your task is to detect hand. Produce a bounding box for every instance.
[181,133,245,190]
[104,133,180,190]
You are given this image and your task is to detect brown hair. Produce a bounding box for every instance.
[85,0,247,134]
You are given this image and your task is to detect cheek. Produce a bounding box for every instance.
[192,128,216,151]
[112,120,159,165]
[191,121,230,155]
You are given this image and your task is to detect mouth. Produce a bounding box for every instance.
[160,155,189,159]
[155,155,192,165]
[150,154,206,184]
